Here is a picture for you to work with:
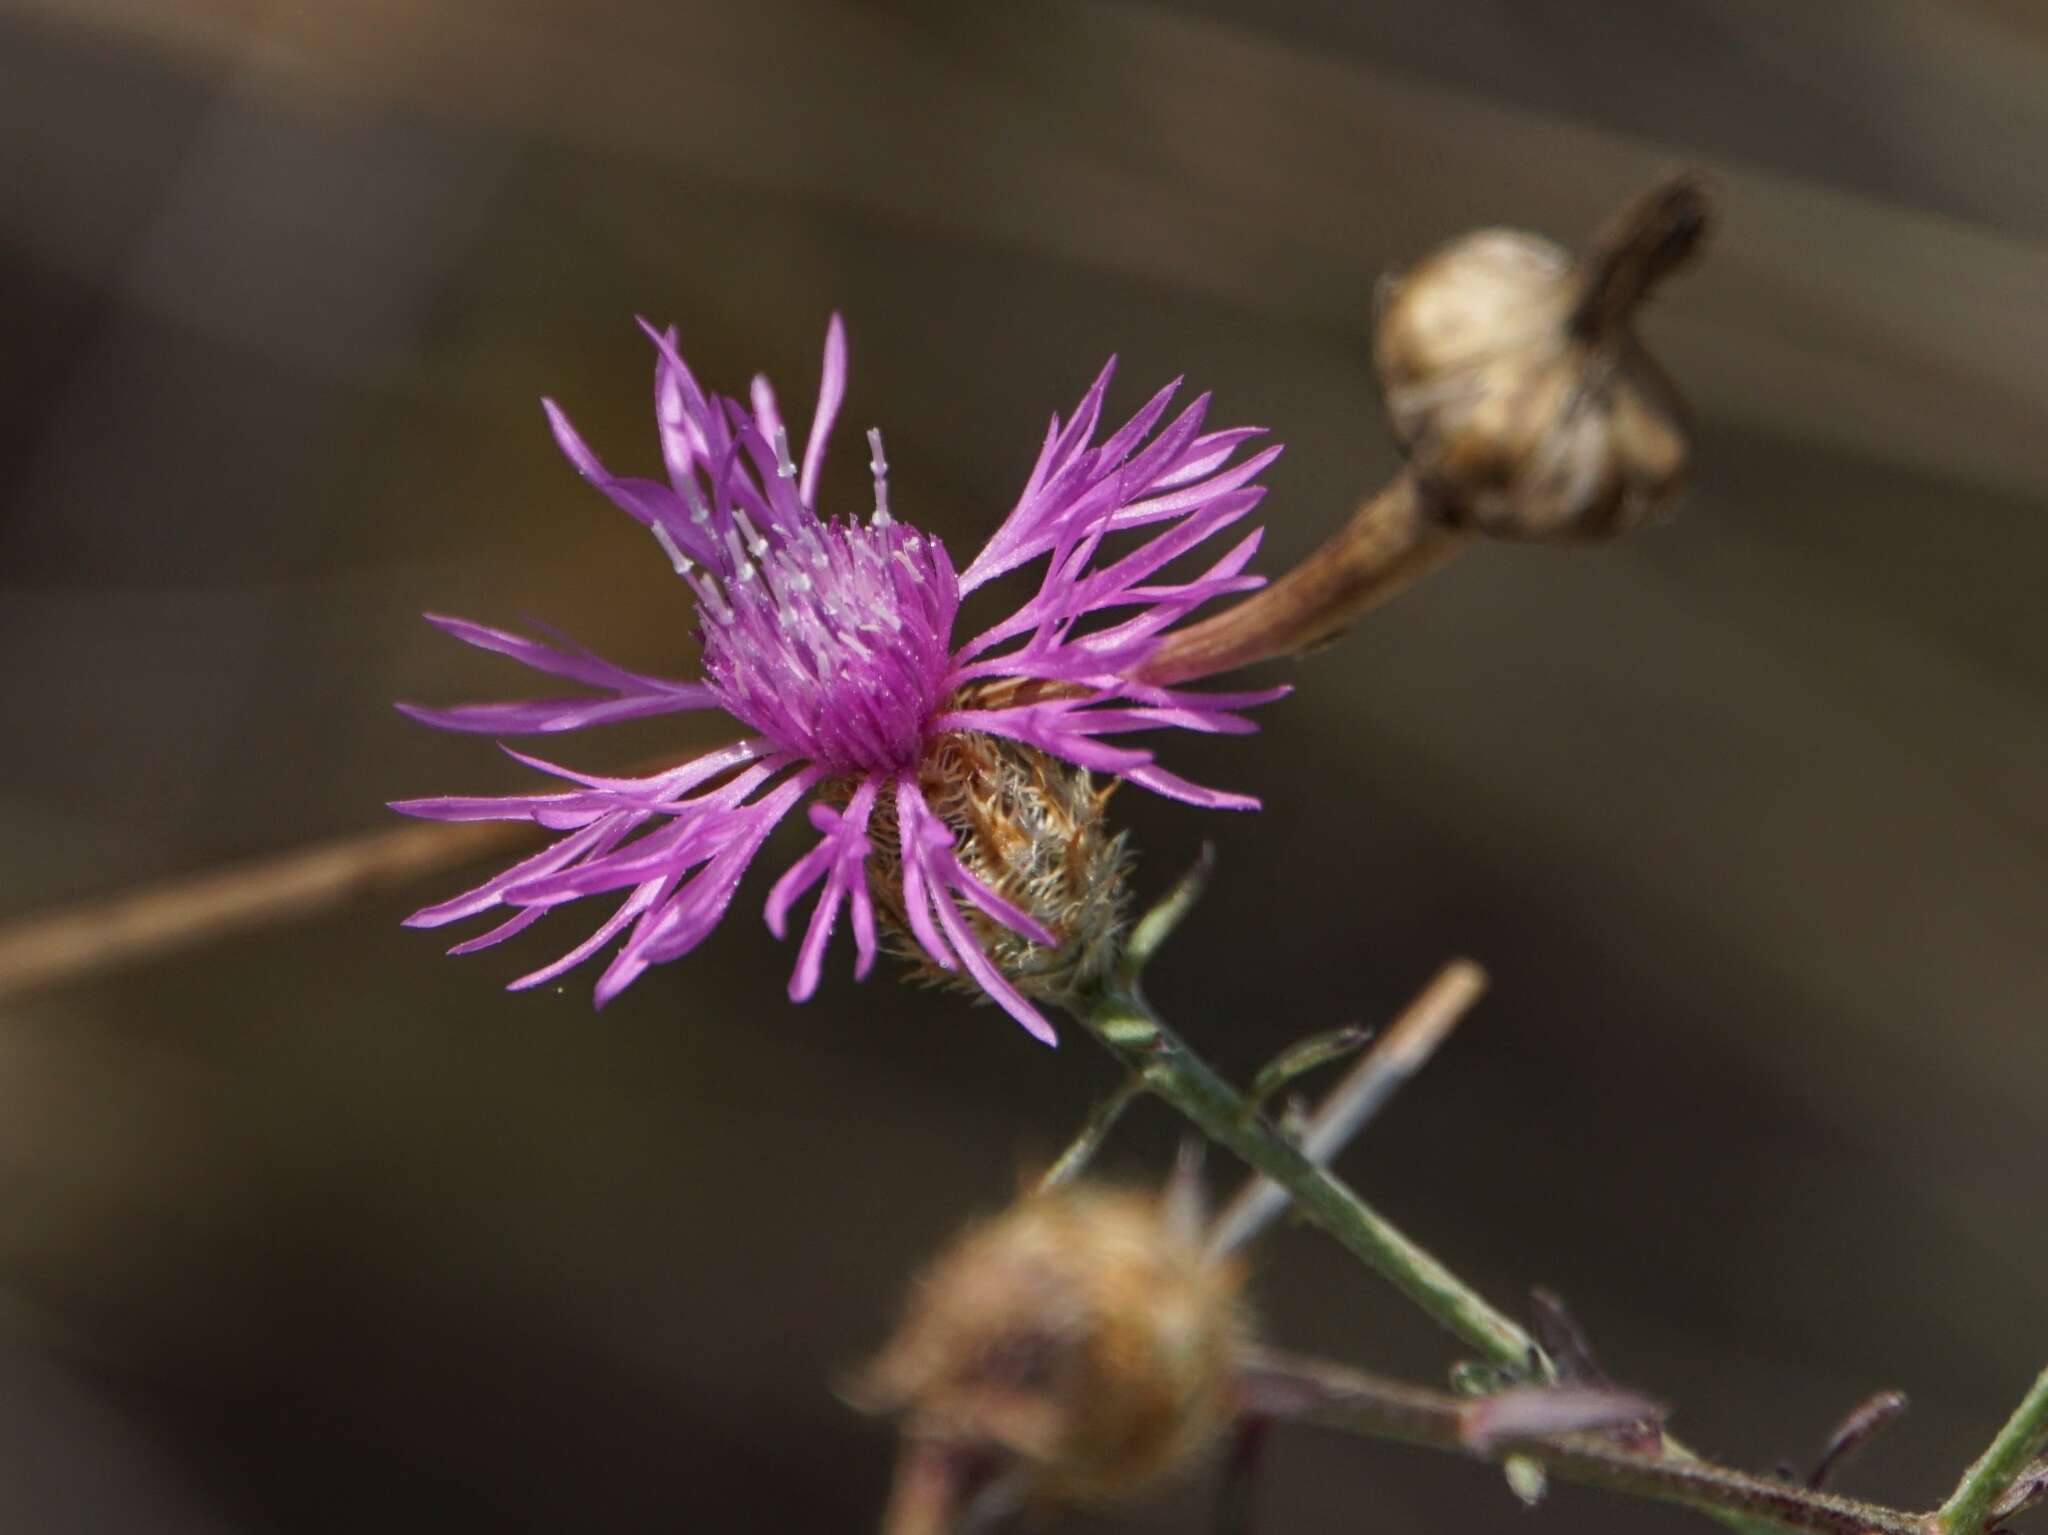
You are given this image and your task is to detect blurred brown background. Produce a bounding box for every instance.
[2,1,2044,1530]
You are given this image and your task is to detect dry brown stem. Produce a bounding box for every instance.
[1137,470,1467,686]
[0,820,528,1005]
[1568,172,1715,345]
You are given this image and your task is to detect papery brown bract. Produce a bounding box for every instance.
[856,731,1132,1010]
[1375,178,1710,541]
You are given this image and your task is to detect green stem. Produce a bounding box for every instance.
[1073,981,1810,1535]
[1936,1367,2048,1535]
[1080,983,1539,1372]
[1036,1074,1144,1192]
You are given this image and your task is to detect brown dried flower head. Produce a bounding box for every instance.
[857,1180,1249,1505]
[859,730,1132,1007]
[1375,175,1711,540]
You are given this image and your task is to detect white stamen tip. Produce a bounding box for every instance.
[771,425,797,479]
[650,521,692,575]
[734,506,770,557]
[867,426,893,524]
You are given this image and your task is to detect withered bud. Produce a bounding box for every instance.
[1375,174,1711,540]
[862,731,1132,1006]
[856,1182,1250,1506]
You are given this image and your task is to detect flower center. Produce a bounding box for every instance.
[691,508,960,774]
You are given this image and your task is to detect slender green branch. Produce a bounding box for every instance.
[1244,1025,1371,1121]
[1036,1075,1144,1192]
[1210,960,1486,1259]
[1077,981,1541,1372]
[1072,979,1803,1535]
[1083,874,2034,1535]
[1937,1367,2048,1535]
[1243,1350,1929,1535]
[1118,842,1214,983]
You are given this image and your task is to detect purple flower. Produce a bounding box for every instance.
[395,316,1283,1041]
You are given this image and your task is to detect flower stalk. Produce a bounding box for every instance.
[1208,958,1486,1260]
[1070,973,1931,1535]
[1075,973,1541,1373]
[1034,1074,1144,1193]
[0,819,528,1004]
[1063,878,1883,1535]
[1054,868,2048,1535]
[1137,471,1464,685]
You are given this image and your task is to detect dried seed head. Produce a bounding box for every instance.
[864,730,1132,1005]
[857,1183,1250,1504]
[1375,175,1711,541]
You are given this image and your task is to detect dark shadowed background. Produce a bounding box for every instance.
[3,1,2044,1529]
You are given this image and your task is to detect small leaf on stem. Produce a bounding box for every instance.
[1119,843,1216,985]
[1990,1455,2048,1522]
[1035,1075,1145,1192]
[1530,1287,1612,1387]
[1527,1286,1662,1451]
[1807,1390,1909,1490]
[1244,1025,1373,1119]
[1505,1454,1550,1507]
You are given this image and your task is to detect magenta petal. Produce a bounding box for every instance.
[1157,426,1267,489]
[765,775,878,949]
[638,778,816,967]
[800,313,847,509]
[749,373,783,450]
[635,319,724,461]
[405,818,630,927]
[541,399,702,547]
[942,856,1058,949]
[928,883,1058,1046]
[592,950,649,1007]
[894,778,1060,999]
[785,883,841,1001]
[1093,377,1181,468]
[892,776,959,972]
[764,840,838,940]
[419,613,688,693]
[390,791,583,824]
[847,867,879,980]
[395,694,703,735]
[404,613,715,736]
[498,737,771,799]
[1111,443,1284,529]
[932,704,1154,778]
[508,875,673,991]
[446,906,547,954]
[1063,704,1262,737]
[1122,762,1261,811]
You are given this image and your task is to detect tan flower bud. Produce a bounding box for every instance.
[864,731,1132,1006]
[1375,175,1710,540]
[857,1182,1249,1506]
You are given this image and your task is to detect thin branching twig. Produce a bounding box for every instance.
[1207,959,1486,1258]
[0,820,527,1004]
